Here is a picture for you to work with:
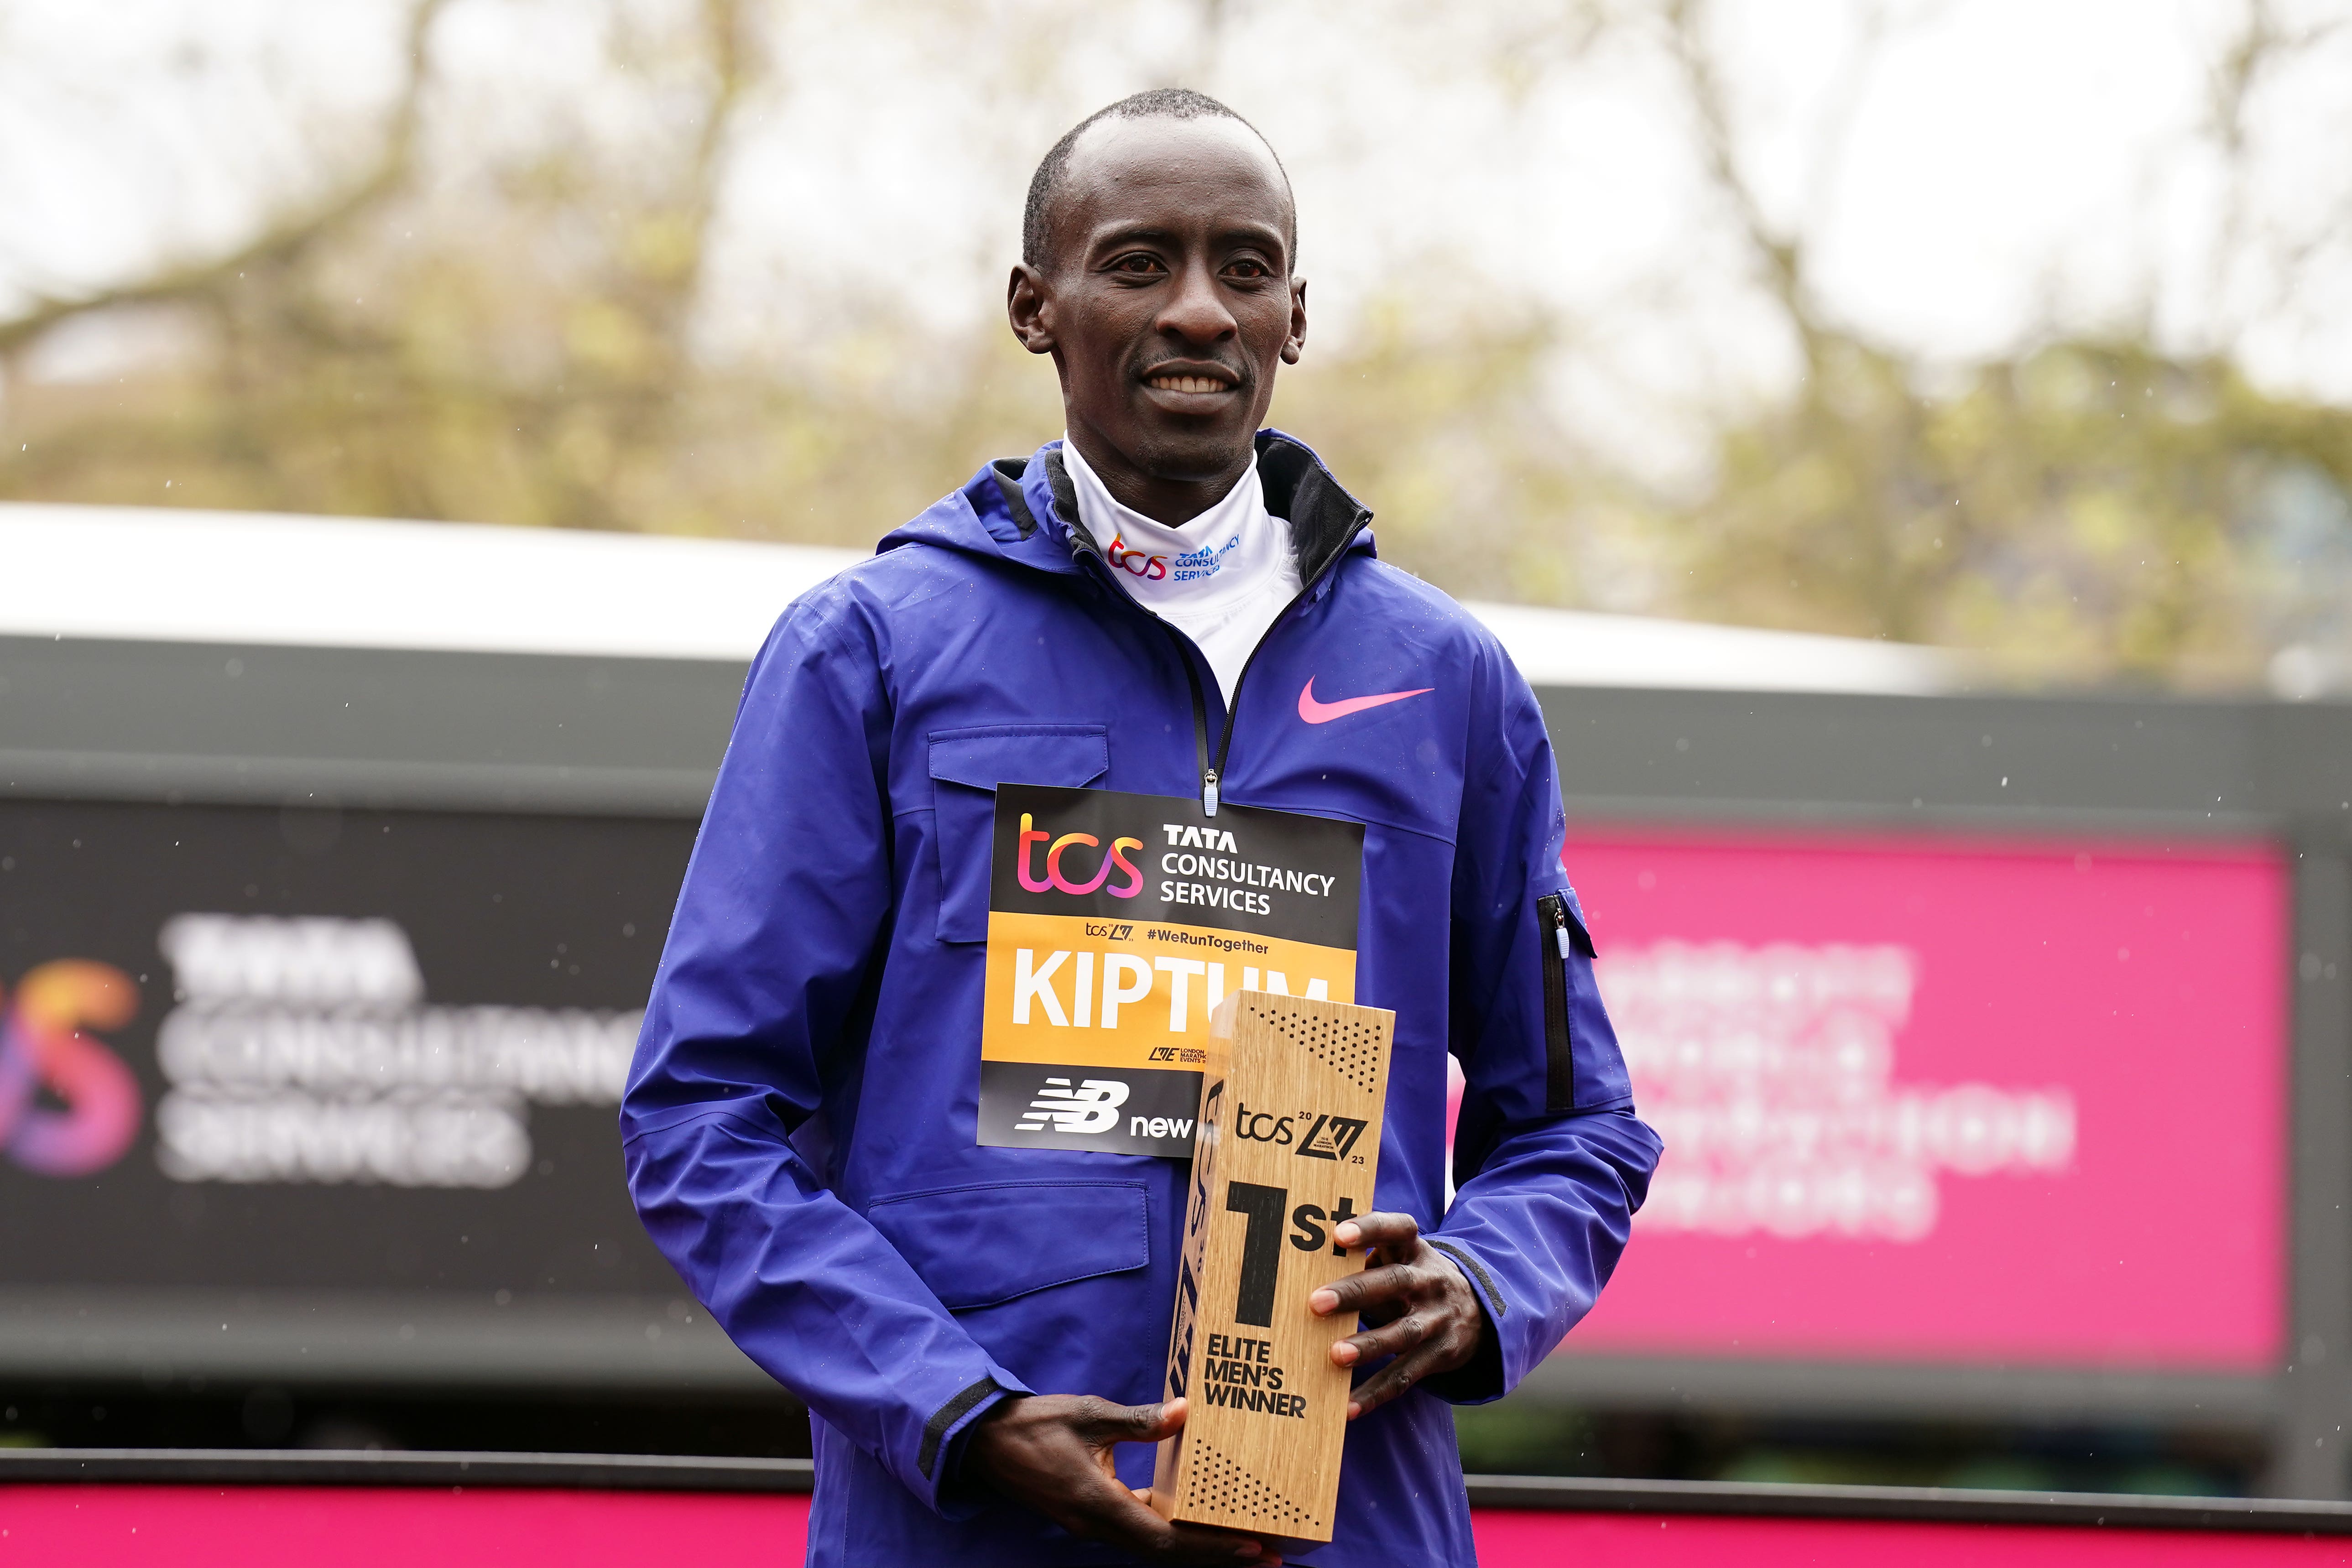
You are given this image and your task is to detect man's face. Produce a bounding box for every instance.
[1010,115,1306,494]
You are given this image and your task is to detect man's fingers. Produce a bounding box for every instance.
[1121,1396,1184,1443]
[1331,1309,1434,1367]
[1331,1209,1422,1251]
[1061,1455,1276,1564]
[1345,1354,1418,1420]
[1077,1395,1185,1446]
[1079,1481,1277,1564]
[1310,1261,1415,1317]
[1345,1327,1474,1420]
[1310,1214,1430,1315]
[1129,1480,1279,1551]
[965,1392,1279,1563]
[1034,1413,1272,1564]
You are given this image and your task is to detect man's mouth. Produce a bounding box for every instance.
[1143,369,1239,394]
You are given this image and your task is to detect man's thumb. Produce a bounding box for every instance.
[1116,1396,1186,1442]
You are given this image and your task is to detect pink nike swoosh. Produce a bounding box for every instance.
[1298,677,1434,724]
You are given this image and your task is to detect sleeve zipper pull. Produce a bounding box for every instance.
[1553,905,1573,959]
[1202,769,1220,817]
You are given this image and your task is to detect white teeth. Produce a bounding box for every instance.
[1150,374,1228,393]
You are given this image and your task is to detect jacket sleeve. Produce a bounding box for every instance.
[620,588,1026,1515]
[1426,660,1664,1403]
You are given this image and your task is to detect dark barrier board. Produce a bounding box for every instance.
[0,798,693,1302]
[10,635,2352,1495]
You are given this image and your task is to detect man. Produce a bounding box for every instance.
[623,89,1660,1567]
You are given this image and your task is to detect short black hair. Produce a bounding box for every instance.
[1021,88,1295,270]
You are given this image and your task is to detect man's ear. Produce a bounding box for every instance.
[1282,276,1308,365]
[1007,263,1056,355]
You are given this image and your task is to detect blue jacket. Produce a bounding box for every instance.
[622,432,1661,1567]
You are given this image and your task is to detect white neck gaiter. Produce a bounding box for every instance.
[1061,435,1300,703]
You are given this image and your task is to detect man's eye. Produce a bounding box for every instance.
[1225,259,1271,279]
[1112,255,1166,275]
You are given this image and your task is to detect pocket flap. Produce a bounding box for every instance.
[1559,887,1597,957]
[928,725,1110,944]
[928,725,1109,794]
[869,1179,1150,1311]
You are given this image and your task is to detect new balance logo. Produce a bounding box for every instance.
[1013,1076,1130,1135]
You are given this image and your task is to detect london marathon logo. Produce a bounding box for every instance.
[0,960,144,1178]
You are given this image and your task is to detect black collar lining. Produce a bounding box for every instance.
[987,459,1037,541]
[1004,435,1370,580]
[1256,430,1371,584]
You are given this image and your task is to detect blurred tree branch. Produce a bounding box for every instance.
[2203,0,2344,340]
[0,0,448,358]
[1659,0,1813,344]
[1640,0,2352,687]
[0,0,779,534]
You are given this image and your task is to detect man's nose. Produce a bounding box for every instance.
[1155,256,1237,345]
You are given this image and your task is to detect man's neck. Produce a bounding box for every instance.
[1061,423,1253,527]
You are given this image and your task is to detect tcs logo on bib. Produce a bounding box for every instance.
[1017,812,1146,900]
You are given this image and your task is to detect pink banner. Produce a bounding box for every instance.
[6,1486,2346,1566]
[1477,1510,2352,1565]
[0,1485,804,1566]
[1556,828,2288,1369]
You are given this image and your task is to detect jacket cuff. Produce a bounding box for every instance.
[921,1375,1021,1520]
[1420,1238,1509,1405]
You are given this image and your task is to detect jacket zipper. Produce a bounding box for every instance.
[1196,542,1351,815]
[1536,892,1575,1110]
[1066,502,1358,818]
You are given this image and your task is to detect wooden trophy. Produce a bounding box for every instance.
[1150,990,1395,1546]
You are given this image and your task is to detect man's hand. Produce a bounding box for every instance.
[960,1394,1281,1564]
[1309,1212,1485,1419]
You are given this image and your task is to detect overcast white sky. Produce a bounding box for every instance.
[2,0,2347,476]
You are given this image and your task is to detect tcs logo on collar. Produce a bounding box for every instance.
[1,960,143,1178]
[1104,535,1170,582]
[1017,813,1145,899]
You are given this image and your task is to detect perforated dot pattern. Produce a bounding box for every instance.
[1250,1001,1382,1095]
[1180,1439,1325,1534]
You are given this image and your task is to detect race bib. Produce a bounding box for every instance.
[977,784,1363,1157]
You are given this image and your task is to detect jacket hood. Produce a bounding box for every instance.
[879,427,1377,593]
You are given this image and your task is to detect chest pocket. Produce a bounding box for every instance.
[928,724,1110,944]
